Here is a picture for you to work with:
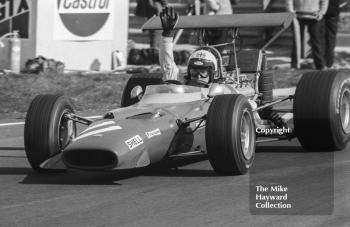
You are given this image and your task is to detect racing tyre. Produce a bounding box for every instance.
[121,73,163,107]
[206,94,256,175]
[24,94,76,173]
[294,70,350,151]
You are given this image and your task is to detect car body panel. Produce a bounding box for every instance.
[42,85,221,171]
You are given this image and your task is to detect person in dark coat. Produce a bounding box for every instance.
[203,0,234,45]
[135,0,168,48]
[323,0,348,68]
[286,0,329,70]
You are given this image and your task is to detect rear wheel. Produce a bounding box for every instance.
[293,70,350,151]
[24,94,76,173]
[121,73,163,107]
[206,94,256,175]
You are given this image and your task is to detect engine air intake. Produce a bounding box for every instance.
[62,149,118,170]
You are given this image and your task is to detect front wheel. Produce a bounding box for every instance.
[206,94,256,175]
[24,94,76,173]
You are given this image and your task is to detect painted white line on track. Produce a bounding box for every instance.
[0,115,103,127]
[0,122,24,127]
[0,195,73,210]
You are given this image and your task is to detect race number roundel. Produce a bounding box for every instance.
[57,0,111,37]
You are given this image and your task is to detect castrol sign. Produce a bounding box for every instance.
[54,0,115,40]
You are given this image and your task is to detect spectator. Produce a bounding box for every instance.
[203,0,234,45]
[286,0,329,70]
[204,0,233,15]
[135,0,168,48]
[323,0,348,68]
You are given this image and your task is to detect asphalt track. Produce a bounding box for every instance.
[0,114,349,226]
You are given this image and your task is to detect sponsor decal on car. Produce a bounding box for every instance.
[145,128,161,139]
[125,135,143,150]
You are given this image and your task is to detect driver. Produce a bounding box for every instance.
[159,7,218,87]
[185,49,218,86]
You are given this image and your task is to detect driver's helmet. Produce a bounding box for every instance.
[186,49,218,86]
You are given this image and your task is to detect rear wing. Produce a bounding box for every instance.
[142,13,294,31]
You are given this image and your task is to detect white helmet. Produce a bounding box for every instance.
[188,50,218,70]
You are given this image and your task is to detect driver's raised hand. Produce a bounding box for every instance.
[160,7,179,37]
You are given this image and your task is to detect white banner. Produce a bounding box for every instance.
[53,0,115,40]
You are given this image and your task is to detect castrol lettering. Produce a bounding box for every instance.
[59,0,110,13]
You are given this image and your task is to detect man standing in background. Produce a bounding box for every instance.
[286,0,329,70]
[204,0,233,15]
[323,0,348,68]
[204,0,235,45]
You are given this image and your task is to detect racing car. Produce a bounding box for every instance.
[24,13,350,176]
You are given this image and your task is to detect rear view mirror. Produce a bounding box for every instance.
[208,84,224,98]
[130,86,144,100]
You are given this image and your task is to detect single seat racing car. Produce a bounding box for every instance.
[24,13,350,176]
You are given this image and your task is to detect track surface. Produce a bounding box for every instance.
[0,119,349,227]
